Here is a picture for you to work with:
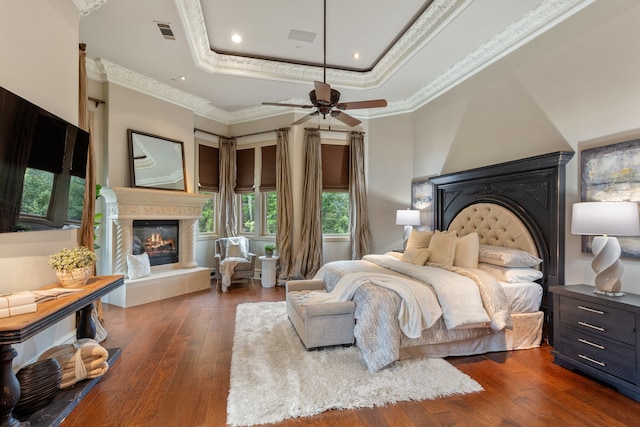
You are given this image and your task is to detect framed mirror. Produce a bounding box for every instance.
[128,129,186,191]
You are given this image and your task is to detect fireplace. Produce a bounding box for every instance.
[100,186,211,308]
[132,219,179,266]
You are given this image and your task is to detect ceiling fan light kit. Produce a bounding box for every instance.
[262,0,387,127]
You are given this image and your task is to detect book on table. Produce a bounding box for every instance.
[32,287,83,303]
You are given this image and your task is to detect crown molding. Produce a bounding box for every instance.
[73,0,108,17]
[400,0,596,114]
[89,58,230,123]
[87,0,594,124]
[175,0,466,89]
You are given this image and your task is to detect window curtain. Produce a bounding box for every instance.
[348,131,372,259]
[292,129,323,278]
[78,43,107,342]
[218,138,237,237]
[275,129,293,281]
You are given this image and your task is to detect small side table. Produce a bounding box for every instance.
[258,256,279,288]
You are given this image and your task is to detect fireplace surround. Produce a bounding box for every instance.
[100,187,210,307]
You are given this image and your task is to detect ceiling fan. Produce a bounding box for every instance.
[261,0,387,127]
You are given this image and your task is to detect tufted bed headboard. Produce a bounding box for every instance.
[448,202,539,260]
[428,151,574,322]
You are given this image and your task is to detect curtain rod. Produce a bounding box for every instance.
[305,127,365,134]
[88,97,105,107]
[194,127,290,140]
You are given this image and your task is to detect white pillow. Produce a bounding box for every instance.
[428,230,457,266]
[226,238,248,259]
[478,263,543,283]
[478,245,542,268]
[454,232,479,268]
[127,253,151,280]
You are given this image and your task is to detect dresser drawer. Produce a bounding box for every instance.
[558,295,635,345]
[557,328,636,383]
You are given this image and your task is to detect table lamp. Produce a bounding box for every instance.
[571,201,640,296]
[396,209,421,249]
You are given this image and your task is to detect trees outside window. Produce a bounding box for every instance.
[199,191,215,233]
[263,191,277,235]
[240,193,255,233]
[321,191,349,234]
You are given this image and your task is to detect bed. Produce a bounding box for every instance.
[312,151,574,372]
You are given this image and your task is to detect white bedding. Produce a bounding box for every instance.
[499,281,542,313]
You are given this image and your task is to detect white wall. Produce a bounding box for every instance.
[0,0,82,368]
[373,0,640,292]
[367,114,415,253]
[105,84,196,190]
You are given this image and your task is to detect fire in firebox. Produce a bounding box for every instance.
[132,220,179,266]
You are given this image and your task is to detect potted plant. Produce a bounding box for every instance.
[264,244,276,258]
[48,245,97,287]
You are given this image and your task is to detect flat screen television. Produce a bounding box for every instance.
[0,86,89,233]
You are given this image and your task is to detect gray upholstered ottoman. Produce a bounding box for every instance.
[286,279,355,350]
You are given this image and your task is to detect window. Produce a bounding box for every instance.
[321,192,349,234]
[240,192,255,233]
[321,144,350,235]
[198,144,219,234]
[236,148,255,234]
[263,191,277,234]
[260,145,277,235]
[199,191,215,233]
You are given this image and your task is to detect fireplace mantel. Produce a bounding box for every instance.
[99,187,211,307]
[101,186,210,220]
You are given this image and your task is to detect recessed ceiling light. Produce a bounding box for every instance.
[353,52,361,60]
[231,34,242,44]
[179,76,186,81]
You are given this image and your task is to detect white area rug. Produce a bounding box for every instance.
[227,301,483,426]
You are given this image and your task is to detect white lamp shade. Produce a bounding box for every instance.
[571,201,640,236]
[396,209,421,226]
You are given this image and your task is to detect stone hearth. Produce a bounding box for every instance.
[100,187,210,307]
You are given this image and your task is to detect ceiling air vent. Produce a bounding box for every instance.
[155,21,175,40]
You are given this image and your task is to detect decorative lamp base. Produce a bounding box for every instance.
[591,235,625,296]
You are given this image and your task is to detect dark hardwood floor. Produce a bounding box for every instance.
[61,281,640,427]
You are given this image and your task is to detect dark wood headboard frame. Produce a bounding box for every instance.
[429,151,574,323]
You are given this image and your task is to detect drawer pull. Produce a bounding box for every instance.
[578,338,605,350]
[578,321,605,332]
[579,354,606,367]
[578,305,605,315]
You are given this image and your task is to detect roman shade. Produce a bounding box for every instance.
[198,144,219,192]
[260,145,276,192]
[235,148,255,193]
[321,144,349,191]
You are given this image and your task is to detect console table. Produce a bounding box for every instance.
[0,275,124,427]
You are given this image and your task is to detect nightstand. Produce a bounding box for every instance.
[550,285,640,401]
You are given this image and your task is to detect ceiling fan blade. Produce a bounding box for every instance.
[314,81,331,104]
[336,99,388,110]
[291,111,319,126]
[331,111,361,127]
[262,102,313,109]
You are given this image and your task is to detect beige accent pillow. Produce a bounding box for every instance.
[406,230,434,249]
[454,232,480,268]
[401,248,431,265]
[428,230,457,266]
[127,253,151,280]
